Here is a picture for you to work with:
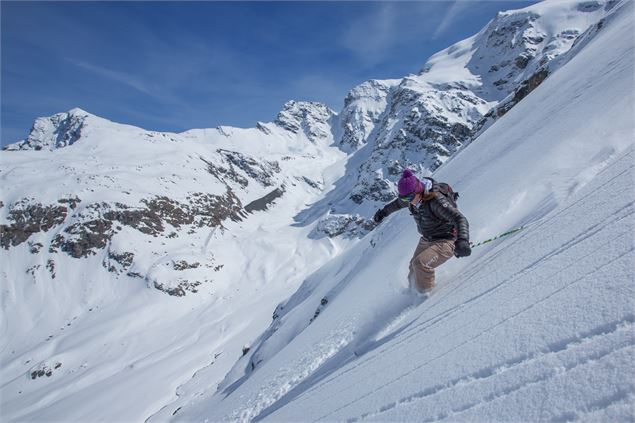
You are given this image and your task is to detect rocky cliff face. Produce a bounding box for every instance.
[274,100,336,144]
[473,0,620,137]
[0,152,256,296]
[337,79,400,153]
[0,98,341,297]
[340,0,611,209]
[347,77,490,204]
[4,108,91,151]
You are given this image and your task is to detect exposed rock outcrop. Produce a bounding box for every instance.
[274,101,335,143]
[3,109,90,151]
[341,1,605,207]
[4,191,245,259]
[313,214,376,239]
[0,201,68,249]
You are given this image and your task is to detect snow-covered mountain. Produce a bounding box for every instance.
[1,0,632,421]
[306,0,615,233]
[1,100,351,421]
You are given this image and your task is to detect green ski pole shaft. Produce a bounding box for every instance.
[470,226,526,248]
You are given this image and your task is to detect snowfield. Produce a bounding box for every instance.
[0,104,349,421]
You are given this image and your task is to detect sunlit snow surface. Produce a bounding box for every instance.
[173,2,635,421]
[0,105,348,421]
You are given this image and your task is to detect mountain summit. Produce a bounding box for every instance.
[4,108,93,151]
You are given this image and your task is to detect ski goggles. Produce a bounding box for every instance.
[399,193,416,203]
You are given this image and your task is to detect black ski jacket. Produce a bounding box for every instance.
[380,184,470,242]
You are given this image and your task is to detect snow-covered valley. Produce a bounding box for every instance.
[0,103,351,421]
[1,0,633,421]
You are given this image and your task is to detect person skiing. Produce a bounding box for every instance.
[373,169,471,294]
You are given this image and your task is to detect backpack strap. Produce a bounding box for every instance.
[422,177,459,205]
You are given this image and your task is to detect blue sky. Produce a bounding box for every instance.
[1,1,535,146]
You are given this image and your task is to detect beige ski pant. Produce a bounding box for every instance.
[408,238,455,293]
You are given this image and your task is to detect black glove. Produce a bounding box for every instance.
[373,209,387,224]
[454,239,472,257]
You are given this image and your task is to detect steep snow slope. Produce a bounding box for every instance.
[173,1,634,421]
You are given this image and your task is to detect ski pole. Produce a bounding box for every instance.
[470,225,526,248]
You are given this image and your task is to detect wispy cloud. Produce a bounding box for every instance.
[341,3,399,66]
[433,1,472,39]
[340,2,443,68]
[69,60,159,98]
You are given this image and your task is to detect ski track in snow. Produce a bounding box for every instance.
[261,146,635,422]
[287,152,634,406]
[315,286,634,422]
[349,320,635,422]
[230,328,355,422]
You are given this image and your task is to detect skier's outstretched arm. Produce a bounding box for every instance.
[373,198,408,223]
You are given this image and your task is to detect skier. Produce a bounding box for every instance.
[373,169,471,295]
